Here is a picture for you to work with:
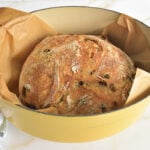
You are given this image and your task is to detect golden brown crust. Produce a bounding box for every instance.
[19,35,135,115]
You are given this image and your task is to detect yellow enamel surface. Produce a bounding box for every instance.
[0,96,150,142]
[0,7,150,142]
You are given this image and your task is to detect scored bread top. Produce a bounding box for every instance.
[19,35,135,115]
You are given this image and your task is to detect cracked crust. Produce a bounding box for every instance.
[19,35,135,115]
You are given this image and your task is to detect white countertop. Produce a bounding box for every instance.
[0,0,150,150]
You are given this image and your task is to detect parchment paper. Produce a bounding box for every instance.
[102,14,150,72]
[0,8,149,112]
[0,7,26,26]
[0,7,57,96]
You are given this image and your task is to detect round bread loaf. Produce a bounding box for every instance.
[19,35,135,115]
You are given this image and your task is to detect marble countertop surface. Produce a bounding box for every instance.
[0,0,150,150]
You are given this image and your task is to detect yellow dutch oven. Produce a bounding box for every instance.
[0,7,150,142]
